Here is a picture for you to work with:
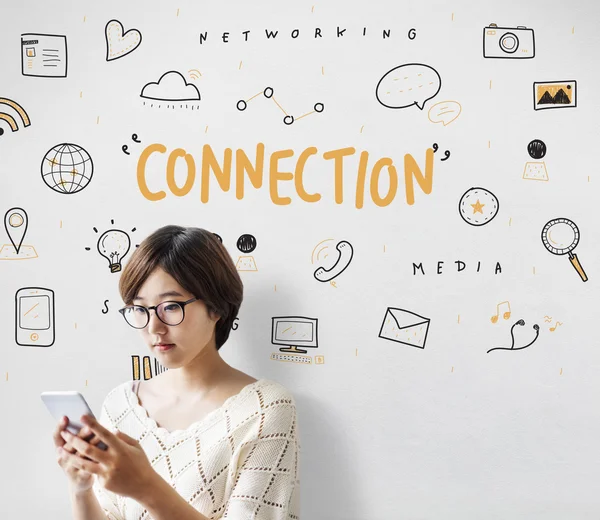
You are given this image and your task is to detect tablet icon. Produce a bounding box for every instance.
[312,239,354,283]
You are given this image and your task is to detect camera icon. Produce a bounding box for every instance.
[483,23,535,59]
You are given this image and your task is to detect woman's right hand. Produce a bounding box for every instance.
[54,415,103,494]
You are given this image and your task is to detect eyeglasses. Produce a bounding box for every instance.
[118,297,200,329]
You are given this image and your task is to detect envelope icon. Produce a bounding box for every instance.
[378,307,430,349]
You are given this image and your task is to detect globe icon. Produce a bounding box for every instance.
[41,143,94,194]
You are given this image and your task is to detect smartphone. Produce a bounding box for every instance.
[16,287,55,347]
[41,391,108,450]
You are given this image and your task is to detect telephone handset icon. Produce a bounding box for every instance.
[313,240,354,282]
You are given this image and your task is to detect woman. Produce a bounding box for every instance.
[52,225,301,519]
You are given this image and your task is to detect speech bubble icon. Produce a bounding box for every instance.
[376,63,442,110]
[427,100,462,126]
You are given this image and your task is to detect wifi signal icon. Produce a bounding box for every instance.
[0,97,31,136]
[188,69,201,81]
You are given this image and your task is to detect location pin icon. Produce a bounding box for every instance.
[4,208,28,255]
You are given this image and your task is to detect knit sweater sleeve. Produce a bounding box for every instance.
[221,392,301,520]
[91,394,125,520]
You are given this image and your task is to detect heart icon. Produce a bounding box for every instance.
[105,19,142,61]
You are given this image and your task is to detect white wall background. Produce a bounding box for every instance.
[1,0,599,518]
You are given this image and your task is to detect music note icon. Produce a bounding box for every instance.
[490,301,511,324]
[550,321,562,332]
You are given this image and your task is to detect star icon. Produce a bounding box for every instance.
[471,199,485,214]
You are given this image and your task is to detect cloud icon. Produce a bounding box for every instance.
[376,63,441,111]
[140,71,201,102]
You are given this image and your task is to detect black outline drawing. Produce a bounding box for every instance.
[527,139,546,159]
[40,143,94,195]
[236,233,258,271]
[378,307,430,349]
[523,138,549,181]
[105,19,142,62]
[432,143,451,161]
[482,23,535,59]
[271,316,319,354]
[533,81,577,110]
[122,133,141,155]
[313,239,354,283]
[140,71,201,109]
[21,33,67,78]
[0,97,31,133]
[376,63,441,110]
[85,220,139,273]
[132,354,168,381]
[237,87,324,125]
[487,319,540,353]
[458,187,499,227]
[541,218,588,282]
[15,287,55,347]
[4,207,28,255]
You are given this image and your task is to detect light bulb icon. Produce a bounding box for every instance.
[97,229,131,273]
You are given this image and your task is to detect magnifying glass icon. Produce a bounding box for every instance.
[541,218,588,282]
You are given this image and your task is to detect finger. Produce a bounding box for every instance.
[115,430,138,445]
[80,415,116,449]
[53,416,69,447]
[58,447,100,474]
[61,430,107,463]
[64,426,94,454]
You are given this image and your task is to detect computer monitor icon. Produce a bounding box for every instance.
[271,316,319,354]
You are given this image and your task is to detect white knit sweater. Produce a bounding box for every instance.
[92,378,300,519]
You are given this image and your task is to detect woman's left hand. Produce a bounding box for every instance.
[60,414,157,500]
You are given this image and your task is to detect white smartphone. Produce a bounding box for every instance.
[41,391,108,450]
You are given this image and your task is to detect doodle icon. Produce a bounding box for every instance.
[523,138,549,181]
[0,97,31,133]
[458,187,499,226]
[1,208,38,260]
[534,81,577,110]
[482,23,535,59]
[541,218,588,282]
[15,287,55,347]
[432,143,451,161]
[21,33,67,78]
[235,234,258,271]
[40,143,94,194]
[271,316,319,354]
[141,71,201,109]
[86,220,138,273]
[549,321,562,332]
[98,229,130,273]
[312,239,354,283]
[490,301,511,323]
[378,307,430,349]
[376,63,441,110]
[427,100,462,126]
[236,86,324,125]
[487,319,540,354]
[105,19,142,61]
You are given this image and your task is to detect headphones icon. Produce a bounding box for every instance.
[487,319,540,354]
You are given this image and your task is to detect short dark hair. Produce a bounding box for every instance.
[119,225,243,350]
